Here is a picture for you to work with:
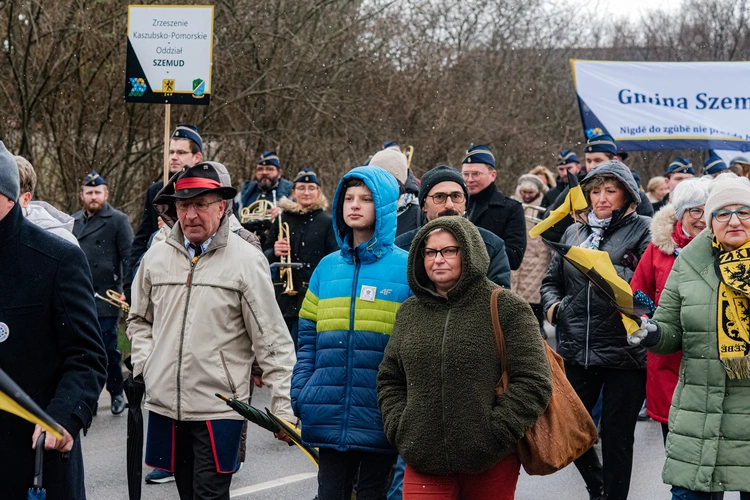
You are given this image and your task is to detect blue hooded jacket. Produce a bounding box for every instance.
[291,166,411,453]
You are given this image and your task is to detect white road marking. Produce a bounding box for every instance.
[229,472,317,497]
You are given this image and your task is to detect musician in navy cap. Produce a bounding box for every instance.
[704,151,729,178]
[240,150,293,208]
[72,170,133,416]
[461,144,526,270]
[542,149,582,208]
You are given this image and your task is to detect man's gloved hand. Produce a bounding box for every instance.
[628,317,658,346]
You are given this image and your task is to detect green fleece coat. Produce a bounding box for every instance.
[377,216,552,476]
[651,230,750,492]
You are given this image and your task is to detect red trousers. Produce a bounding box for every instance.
[402,453,520,500]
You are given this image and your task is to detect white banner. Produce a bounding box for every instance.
[571,60,750,152]
[126,5,214,105]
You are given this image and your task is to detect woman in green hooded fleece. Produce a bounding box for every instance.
[630,174,750,500]
[377,216,552,500]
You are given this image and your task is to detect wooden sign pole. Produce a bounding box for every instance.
[162,103,171,185]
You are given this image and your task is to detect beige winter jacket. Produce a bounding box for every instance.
[128,216,296,422]
[510,190,551,304]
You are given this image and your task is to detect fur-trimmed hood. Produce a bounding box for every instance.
[277,193,329,214]
[650,204,678,255]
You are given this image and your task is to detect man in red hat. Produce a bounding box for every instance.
[128,163,296,499]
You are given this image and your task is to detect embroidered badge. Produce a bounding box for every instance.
[0,322,9,343]
[360,285,377,302]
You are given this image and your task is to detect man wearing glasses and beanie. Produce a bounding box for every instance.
[128,163,295,499]
[395,164,511,287]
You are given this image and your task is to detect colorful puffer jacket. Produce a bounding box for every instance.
[291,166,412,453]
[650,231,750,493]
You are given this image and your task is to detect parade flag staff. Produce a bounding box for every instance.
[128,163,296,500]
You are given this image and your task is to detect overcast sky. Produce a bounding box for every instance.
[573,0,683,20]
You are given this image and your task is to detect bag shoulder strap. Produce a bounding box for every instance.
[490,288,509,391]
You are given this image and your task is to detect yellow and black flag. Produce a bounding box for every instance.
[0,368,64,439]
[529,171,588,239]
[543,241,655,334]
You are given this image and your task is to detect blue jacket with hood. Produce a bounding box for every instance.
[291,166,411,453]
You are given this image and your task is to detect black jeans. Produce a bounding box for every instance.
[98,316,123,397]
[317,448,396,500]
[565,363,646,500]
[174,421,233,500]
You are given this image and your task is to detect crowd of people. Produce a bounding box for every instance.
[1,123,750,500]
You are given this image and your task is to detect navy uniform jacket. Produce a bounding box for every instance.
[466,182,526,270]
[240,177,293,208]
[73,203,133,317]
[0,203,106,499]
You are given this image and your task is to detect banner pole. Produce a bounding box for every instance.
[163,103,171,186]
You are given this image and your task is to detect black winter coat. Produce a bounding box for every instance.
[73,203,133,317]
[126,180,162,293]
[541,211,651,369]
[466,183,526,270]
[0,204,107,499]
[263,198,338,319]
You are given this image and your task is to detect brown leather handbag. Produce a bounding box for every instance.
[490,288,598,476]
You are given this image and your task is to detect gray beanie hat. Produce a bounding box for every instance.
[370,148,408,185]
[418,164,468,208]
[704,173,750,230]
[0,141,19,201]
[671,177,709,221]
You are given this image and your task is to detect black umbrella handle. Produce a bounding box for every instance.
[33,432,45,488]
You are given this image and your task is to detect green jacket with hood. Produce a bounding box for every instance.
[377,216,552,475]
[650,230,750,493]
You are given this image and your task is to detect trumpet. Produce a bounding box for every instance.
[95,289,130,313]
[402,145,414,170]
[240,200,275,224]
[276,210,298,296]
[522,203,546,224]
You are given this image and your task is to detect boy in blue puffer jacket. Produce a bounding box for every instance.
[292,166,411,499]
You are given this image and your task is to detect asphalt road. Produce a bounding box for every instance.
[82,383,746,500]
[82,327,745,500]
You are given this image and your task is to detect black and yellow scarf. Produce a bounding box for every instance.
[713,237,750,379]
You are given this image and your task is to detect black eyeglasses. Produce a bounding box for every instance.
[422,246,461,259]
[686,208,704,220]
[175,199,222,212]
[713,207,750,223]
[425,192,465,205]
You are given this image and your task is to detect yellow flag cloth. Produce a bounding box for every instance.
[530,172,588,239]
[0,368,64,439]
[545,242,644,334]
